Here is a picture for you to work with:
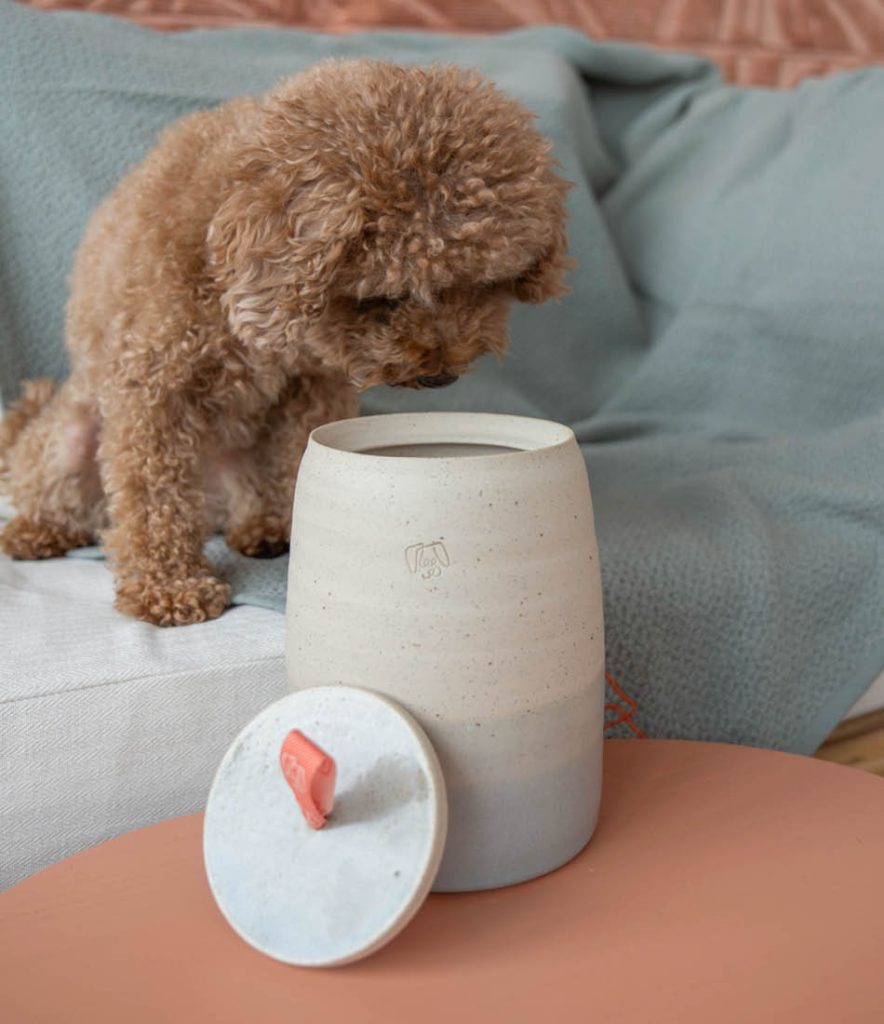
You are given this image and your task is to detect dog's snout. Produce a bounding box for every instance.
[415,372,459,389]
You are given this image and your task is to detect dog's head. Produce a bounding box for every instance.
[208,60,572,390]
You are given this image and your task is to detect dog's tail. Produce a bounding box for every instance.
[0,378,56,492]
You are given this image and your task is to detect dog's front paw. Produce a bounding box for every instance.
[226,514,290,559]
[1,516,94,559]
[115,573,231,627]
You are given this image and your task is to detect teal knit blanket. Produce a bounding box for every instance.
[2,2,883,752]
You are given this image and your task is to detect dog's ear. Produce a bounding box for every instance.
[207,165,364,343]
[430,541,450,568]
[513,208,573,305]
[405,543,423,574]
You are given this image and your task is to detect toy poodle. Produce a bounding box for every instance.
[0,59,571,626]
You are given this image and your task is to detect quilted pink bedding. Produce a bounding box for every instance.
[22,0,884,86]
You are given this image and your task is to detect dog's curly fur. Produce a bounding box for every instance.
[0,59,571,626]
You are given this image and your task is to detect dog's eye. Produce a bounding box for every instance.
[355,296,404,316]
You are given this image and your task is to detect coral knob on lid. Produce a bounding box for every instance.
[279,729,337,830]
[203,686,448,967]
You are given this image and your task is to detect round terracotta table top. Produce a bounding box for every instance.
[3,739,884,1023]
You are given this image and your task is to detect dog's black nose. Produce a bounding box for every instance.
[415,372,459,389]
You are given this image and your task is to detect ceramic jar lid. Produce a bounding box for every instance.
[203,686,448,967]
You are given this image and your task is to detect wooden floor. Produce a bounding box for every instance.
[815,709,884,777]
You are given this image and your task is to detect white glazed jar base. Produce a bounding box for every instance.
[286,413,605,892]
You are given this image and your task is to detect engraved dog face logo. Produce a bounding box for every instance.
[405,541,450,580]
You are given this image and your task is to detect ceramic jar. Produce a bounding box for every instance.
[285,412,604,891]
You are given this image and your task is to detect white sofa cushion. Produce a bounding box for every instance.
[2,525,882,888]
[0,552,287,889]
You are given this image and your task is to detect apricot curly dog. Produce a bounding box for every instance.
[0,59,570,626]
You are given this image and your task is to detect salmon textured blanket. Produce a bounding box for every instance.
[2,2,883,752]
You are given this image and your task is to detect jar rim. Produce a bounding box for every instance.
[309,412,575,461]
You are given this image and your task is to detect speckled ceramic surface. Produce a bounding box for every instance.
[203,686,447,967]
[286,413,605,891]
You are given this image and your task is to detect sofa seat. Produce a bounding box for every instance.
[0,551,287,889]
[4,542,884,888]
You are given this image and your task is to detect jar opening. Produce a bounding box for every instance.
[310,413,573,460]
[362,442,520,459]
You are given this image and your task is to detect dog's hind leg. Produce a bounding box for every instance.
[0,378,104,559]
[222,375,357,559]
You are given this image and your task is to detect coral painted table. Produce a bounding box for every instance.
[3,740,884,1023]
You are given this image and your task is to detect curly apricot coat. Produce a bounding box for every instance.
[0,59,571,626]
